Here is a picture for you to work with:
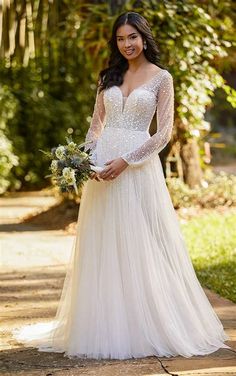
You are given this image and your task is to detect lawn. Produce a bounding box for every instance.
[181,210,236,303]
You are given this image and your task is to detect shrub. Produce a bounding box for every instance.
[0,86,19,194]
[166,170,236,208]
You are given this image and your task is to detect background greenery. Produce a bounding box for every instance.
[182,210,236,303]
[0,0,235,193]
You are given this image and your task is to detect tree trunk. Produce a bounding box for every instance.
[180,138,203,188]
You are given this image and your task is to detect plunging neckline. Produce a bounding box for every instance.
[122,96,128,112]
[116,69,165,100]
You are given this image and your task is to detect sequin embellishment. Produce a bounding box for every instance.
[85,69,174,167]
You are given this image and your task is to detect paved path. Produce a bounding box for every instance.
[0,192,235,375]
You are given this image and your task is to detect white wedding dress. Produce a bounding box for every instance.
[14,69,230,359]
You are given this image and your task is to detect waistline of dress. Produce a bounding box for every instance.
[104,125,149,134]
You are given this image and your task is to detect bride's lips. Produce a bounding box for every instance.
[125,49,135,55]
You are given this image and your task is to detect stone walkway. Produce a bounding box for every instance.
[0,192,235,375]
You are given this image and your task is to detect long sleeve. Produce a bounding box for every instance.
[121,72,174,167]
[84,85,106,159]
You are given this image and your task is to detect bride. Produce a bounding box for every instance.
[14,11,230,360]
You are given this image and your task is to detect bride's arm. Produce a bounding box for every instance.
[84,83,106,156]
[121,72,174,167]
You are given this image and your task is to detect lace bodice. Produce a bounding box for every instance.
[85,69,174,167]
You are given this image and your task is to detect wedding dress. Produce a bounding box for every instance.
[14,69,230,359]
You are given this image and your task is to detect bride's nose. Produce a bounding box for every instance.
[124,38,132,47]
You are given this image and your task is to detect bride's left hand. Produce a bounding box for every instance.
[99,157,128,181]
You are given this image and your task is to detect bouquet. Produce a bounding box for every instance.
[40,137,102,194]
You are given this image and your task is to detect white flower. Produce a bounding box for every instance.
[62,167,76,185]
[50,160,58,173]
[67,142,77,153]
[190,129,200,138]
[55,146,65,159]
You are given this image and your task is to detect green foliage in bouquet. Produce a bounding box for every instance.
[40,137,94,195]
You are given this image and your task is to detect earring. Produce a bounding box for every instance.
[143,41,147,50]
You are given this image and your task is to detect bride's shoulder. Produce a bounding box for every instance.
[147,65,172,82]
[157,69,173,84]
[147,64,167,74]
[151,67,173,94]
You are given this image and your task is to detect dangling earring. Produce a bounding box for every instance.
[143,41,147,50]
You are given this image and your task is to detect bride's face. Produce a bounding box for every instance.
[116,24,144,60]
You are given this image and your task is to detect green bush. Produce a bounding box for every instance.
[1,66,93,191]
[0,86,19,194]
[167,170,236,208]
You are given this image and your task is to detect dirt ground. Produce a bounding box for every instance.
[0,192,236,376]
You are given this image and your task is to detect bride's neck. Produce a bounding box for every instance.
[127,53,148,73]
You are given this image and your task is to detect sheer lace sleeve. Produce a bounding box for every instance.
[84,84,106,158]
[121,72,174,167]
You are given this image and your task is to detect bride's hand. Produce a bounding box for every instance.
[90,172,102,182]
[99,158,128,181]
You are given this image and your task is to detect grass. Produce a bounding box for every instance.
[181,210,236,303]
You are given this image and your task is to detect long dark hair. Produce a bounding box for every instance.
[98,12,165,92]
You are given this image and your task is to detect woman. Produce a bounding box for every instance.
[15,11,230,360]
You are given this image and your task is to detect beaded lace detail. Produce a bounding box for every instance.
[84,87,106,154]
[85,69,174,167]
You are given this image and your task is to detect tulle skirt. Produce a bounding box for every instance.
[14,128,230,359]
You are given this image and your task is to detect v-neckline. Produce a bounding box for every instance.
[116,69,165,100]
